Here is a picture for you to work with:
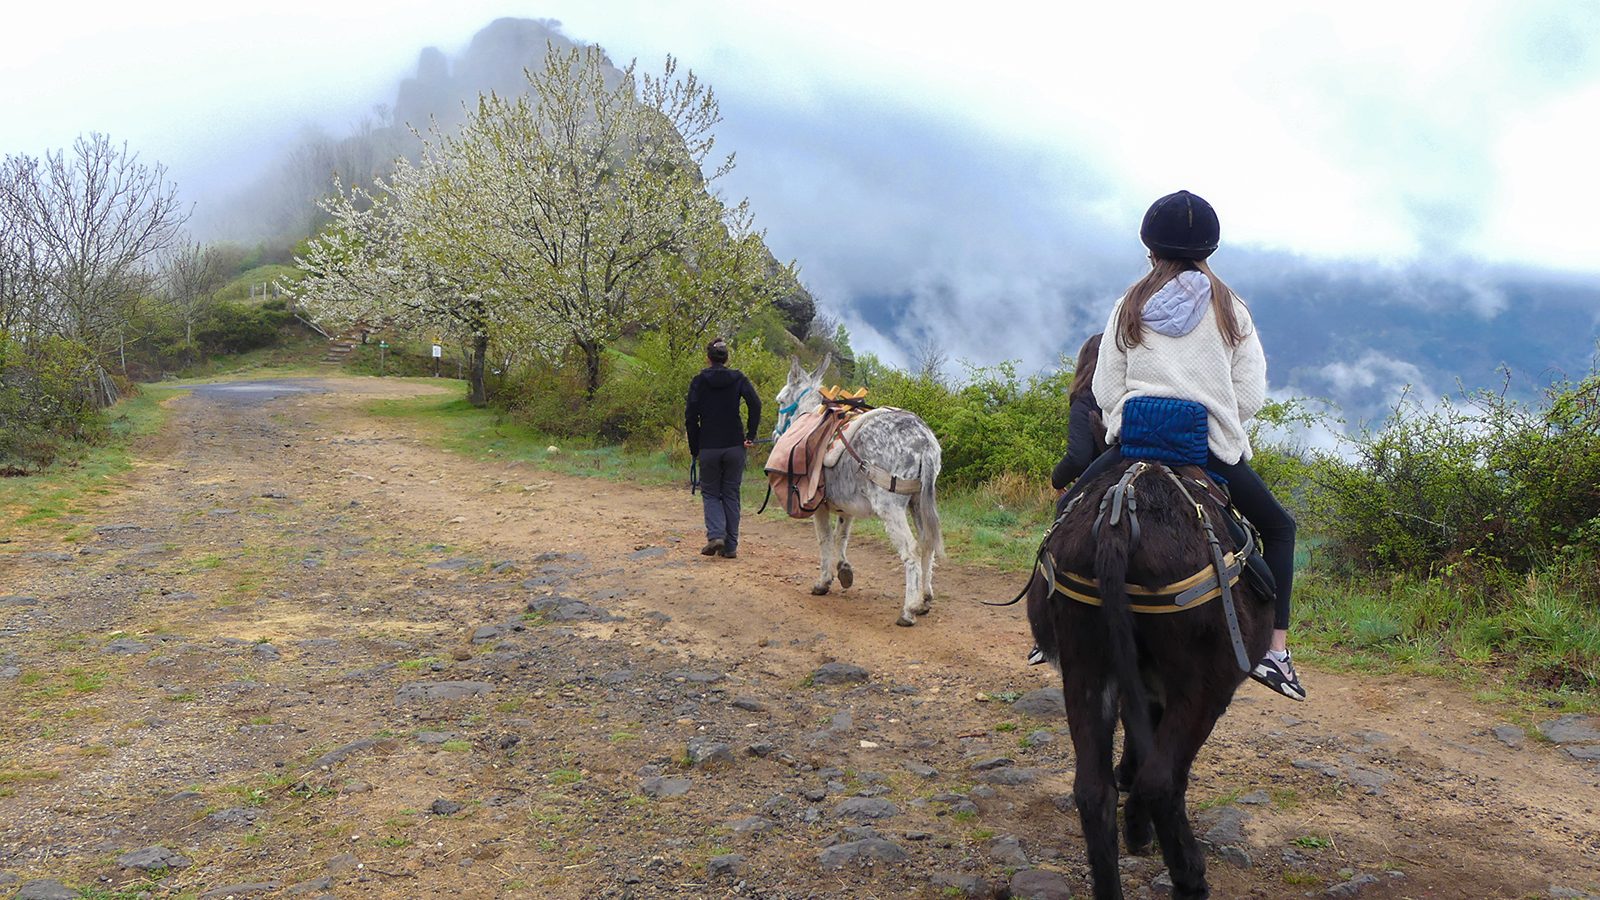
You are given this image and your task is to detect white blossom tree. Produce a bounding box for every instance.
[293,44,793,403]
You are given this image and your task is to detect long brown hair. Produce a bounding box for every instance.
[1068,332,1102,400]
[1068,332,1110,454]
[1113,257,1244,351]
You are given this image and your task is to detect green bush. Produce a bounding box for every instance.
[1304,371,1600,574]
[193,300,291,355]
[861,358,1073,487]
[0,335,107,472]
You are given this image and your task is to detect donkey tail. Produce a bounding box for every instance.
[1095,516,1154,760]
[911,457,945,560]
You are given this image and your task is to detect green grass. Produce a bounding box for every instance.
[0,385,182,540]
[165,330,327,381]
[0,767,60,785]
[1295,565,1600,714]
[366,387,683,488]
[213,264,303,304]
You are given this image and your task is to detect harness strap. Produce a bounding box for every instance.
[981,463,1254,613]
[1162,466,1252,672]
[834,417,921,495]
[1093,462,1149,547]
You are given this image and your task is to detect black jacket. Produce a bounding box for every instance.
[686,366,761,455]
[1051,395,1110,490]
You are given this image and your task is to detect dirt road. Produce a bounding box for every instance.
[1,377,1596,899]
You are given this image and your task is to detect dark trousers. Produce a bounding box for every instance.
[699,446,747,550]
[1058,446,1295,631]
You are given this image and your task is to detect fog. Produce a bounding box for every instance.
[5,1,1597,423]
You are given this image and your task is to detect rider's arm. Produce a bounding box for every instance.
[1052,396,1102,490]
[1230,303,1267,424]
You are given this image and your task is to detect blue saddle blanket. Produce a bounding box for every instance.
[1119,396,1211,468]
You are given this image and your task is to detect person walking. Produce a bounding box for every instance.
[1059,190,1305,701]
[686,338,762,559]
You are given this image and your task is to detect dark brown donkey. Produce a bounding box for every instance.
[1027,459,1273,900]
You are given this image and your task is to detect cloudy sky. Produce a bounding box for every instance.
[4,1,1597,380]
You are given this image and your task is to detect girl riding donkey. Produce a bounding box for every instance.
[1058,190,1305,701]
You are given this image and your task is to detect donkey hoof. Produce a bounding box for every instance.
[811,583,831,596]
[836,563,853,589]
[895,615,915,627]
[914,599,932,615]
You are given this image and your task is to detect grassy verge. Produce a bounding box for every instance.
[1294,566,1600,716]
[0,385,186,542]
[166,331,328,382]
[365,381,1599,714]
[365,388,683,487]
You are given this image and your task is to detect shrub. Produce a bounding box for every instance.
[193,300,291,355]
[0,335,107,472]
[1307,371,1600,573]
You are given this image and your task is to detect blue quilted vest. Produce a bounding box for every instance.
[1119,396,1211,468]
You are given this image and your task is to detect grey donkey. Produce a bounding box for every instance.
[771,354,946,626]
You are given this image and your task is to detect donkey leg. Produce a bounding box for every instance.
[835,515,854,589]
[1137,702,1215,900]
[1067,679,1124,900]
[1121,699,1165,856]
[918,526,936,605]
[810,513,835,596]
[877,500,924,626]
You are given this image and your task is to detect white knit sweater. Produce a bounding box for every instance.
[1091,291,1268,464]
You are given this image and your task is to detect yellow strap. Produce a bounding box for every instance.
[1058,552,1238,597]
[1053,577,1229,614]
[1042,559,1240,614]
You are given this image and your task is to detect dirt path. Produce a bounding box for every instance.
[1,377,1596,900]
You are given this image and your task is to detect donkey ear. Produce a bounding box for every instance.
[812,352,834,381]
[788,355,805,381]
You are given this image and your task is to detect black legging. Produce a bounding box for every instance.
[1057,446,1294,630]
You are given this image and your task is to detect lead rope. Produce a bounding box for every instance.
[981,465,1143,608]
[1161,466,1252,672]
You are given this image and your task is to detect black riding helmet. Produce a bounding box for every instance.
[1140,190,1220,260]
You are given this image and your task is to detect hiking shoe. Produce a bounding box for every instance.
[700,539,725,556]
[1251,652,1307,701]
[719,547,738,559]
[1026,644,1047,666]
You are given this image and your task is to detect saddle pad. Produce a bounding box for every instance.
[822,406,905,468]
[1120,396,1210,466]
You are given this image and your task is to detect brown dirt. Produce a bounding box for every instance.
[0,377,1596,900]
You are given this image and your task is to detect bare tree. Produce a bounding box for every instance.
[911,336,949,383]
[161,238,225,363]
[0,133,188,371]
